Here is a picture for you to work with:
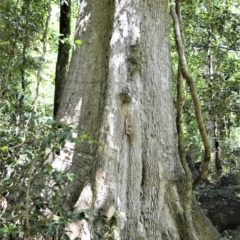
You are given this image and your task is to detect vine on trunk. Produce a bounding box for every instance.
[170,0,211,188]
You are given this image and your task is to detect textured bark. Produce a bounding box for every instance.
[55,0,220,239]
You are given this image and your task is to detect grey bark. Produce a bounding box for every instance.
[55,0,220,239]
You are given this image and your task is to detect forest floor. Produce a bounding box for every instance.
[196,172,240,239]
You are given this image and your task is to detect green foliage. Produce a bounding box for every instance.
[102,211,124,240]
[171,0,240,174]
[0,114,70,238]
[0,0,59,119]
[75,39,82,45]
[0,112,93,239]
[0,0,86,239]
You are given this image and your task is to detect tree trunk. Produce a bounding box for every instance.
[54,0,71,117]
[55,0,220,239]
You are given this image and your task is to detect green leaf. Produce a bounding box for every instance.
[83,154,93,160]
[2,224,9,233]
[67,211,73,217]
[63,129,72,139]
[48,223,55,233]
[44,164,53,173]
[74,39,82,45]
[46,119,55,125]
[53,215,60,222]
[12,228,23,234]
[65,173,74,181]
[87,139,96,144]
[48,131,55,140]
[104,225,110,230]
[54,172,63,181]
[0,146,8,151]
[111,226,119,231]
[80,134,88,139]
[25,151,33,160]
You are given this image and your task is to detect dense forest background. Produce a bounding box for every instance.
[0,0,240,239]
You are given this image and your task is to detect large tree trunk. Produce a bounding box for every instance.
[55,0,220,239]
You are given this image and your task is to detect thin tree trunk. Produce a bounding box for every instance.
[54,0,71,117]
[214,120,222,175]
[206,25,222,176]
[55,1,220,239]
